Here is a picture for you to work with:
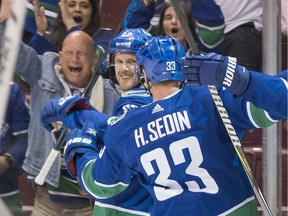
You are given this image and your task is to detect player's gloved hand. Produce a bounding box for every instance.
[178,53,250,95]
[64,110,108,146]
[41,96,95,132]
[64,121,99,176]
[64,110,108,129]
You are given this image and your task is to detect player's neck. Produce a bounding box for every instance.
[151,84,179,102]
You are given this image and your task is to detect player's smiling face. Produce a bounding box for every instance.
[67,0,93,30]
[162,5,186,46]
[114,53,139,92]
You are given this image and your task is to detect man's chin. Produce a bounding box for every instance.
[120,82,134,91]
[67,78,84,88]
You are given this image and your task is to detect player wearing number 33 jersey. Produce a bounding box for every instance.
[67,36,287,215]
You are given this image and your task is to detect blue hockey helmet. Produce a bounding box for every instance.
[109,28,152,54]
[136,36,185,83]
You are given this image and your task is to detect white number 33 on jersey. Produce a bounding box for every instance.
[140,136,219,201]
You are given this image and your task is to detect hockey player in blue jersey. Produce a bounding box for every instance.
[62,35,287,215]
[89,27,153,215]
[106,28,152,116]
[41,28,153,215]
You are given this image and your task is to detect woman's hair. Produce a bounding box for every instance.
[157,2,197,51]
[47,0,101,51]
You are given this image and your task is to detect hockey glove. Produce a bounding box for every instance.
[41,96,95,132]
[179,53,250,95]
[64,110,109,148]
[64,121,99,176]
[64,110,109,129]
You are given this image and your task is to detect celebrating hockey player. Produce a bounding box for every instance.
[62,35,287,215]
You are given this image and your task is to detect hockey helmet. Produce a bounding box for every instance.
[109,28,152,54]
[136,36,185,83]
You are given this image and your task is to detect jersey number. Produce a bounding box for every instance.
[166,61,176,71]
[140,136,219,201]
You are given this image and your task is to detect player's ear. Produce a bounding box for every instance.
[142,68,149,84]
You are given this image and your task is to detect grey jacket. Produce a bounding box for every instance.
[0,20,119,187]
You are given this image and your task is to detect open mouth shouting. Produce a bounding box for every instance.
[73,15,83,28]
[171,27,179,37]
[68,66,82,73]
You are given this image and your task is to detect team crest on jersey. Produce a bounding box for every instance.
[107,112,128,125]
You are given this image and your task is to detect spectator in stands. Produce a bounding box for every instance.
[0,83,30,214]
[23,0,59,43]
[215,0,263,71]
[127,0,226,54]
[28,0,101,54]
[0,0,119,215]
[29,0,152,56]
[158,1,225,53]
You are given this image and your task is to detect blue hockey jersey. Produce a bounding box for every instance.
[74,88,152,215]
[112,88,152,116]
[76,72,287,215]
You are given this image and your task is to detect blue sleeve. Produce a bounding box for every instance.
[127,0,155,30]
[7,84,30,167]
[27,33,57,54]
[92,28,114,53]
[66,26,81,35]
[274,69,288,80]
[190,0,225,52]
[215,87,256,132]
[76,142,132,200]
[216,71,287,132]
[9,135,28,169]
[27,26,81,54]
[191,0,224,27]
[240,71,288,119]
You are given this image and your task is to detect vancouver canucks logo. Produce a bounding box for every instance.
[107,112,128,125]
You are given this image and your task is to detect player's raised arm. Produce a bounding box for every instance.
[179,53,288,118]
